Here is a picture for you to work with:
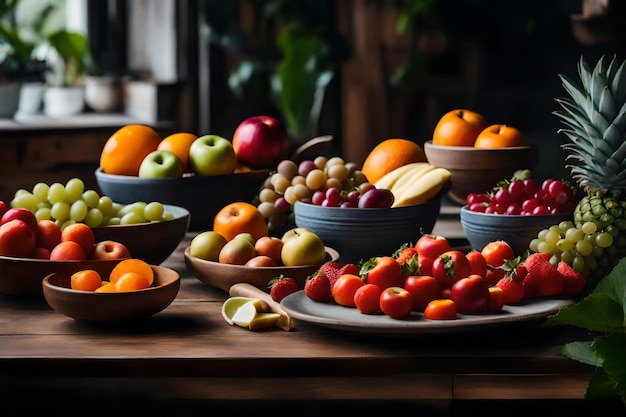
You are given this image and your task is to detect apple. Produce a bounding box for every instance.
[414,233,451,262]
[450,274,489,315]
[138,150,184,178]
[254,236,284,265]
[49,241,87,261]
[35,219,62,251]
[245,255,277,267]
[281,227,311,243]
[189,135,237,176]
[0,201,8,218]
[218,236,256,265]
[232,232,256,246]
[61,223,95,256]
[280,230,326,266]
[189,231,227,262]
[1,207,37,233]
[89,240,131,260]
[0,219,37,257]
[32,247,51,260]
[404,275,441,312]
[232,115,290,170]
[379,287,414,320]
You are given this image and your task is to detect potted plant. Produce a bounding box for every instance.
[42,29,91,117]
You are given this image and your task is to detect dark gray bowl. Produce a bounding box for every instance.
[293,199,441,264]
[459,206,574,255]
[95,168,269,230]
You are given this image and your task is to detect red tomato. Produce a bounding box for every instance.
[466,250,487,278]
[423,299,457,320]
[414,234,451,261]
[354,283,382,314]
[379,287,413,319]
[431,250,471,288]
[331,274,364,307]
[362,256,404,290]
[481,241,515,267]
[450,274,489,315]
[404,275,441,311]
[487,286,504,312]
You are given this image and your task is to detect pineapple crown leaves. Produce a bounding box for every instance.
[554,55,626,197]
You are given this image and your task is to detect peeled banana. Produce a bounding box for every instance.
[391,167,451,207]
[374,162,432,190]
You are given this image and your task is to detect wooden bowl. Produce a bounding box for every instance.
[424,141,538,204]
[42,264,180,322]
[293,199,441,264]
[184,246,340,293]
[92,204,190,265]
[95,168,269,230]
[460,206,574,255]
[0,256,123,297]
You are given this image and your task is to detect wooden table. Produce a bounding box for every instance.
[0,204,620,416]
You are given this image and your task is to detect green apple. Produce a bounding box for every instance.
[218,236,256,265]
[281,230,327,266]
[281,227,311,243]
[232,232,256,246]
[189,135,237,176]
[138,150,184,178]
[189,231,228,261]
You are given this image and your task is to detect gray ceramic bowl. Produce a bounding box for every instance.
[92,204,190,265]
[42,264,180,322]
[459,206,574,256]
[293,199,441,264]
[95,168,269,230]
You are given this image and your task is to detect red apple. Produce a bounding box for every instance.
[0,201,8,218]
[379,287,414,320]
[414,233,451,262]
[0,219,37,257]
[36,220,62,251]
[89,240,131,260]
[245,255,277,267]
[49,241,86,261]
[232,115,290,170]
[1,207,37,232]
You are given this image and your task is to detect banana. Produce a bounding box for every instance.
[389,163,436,196]
[374,162,431,190]
[392,167,452,207]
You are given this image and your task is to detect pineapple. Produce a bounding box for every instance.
[554,55,626,286]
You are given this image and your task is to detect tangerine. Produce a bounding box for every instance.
[432,109,488,147]
[361,138,426,185]
[213,202,269,242]
[109,258,154,286]
[70,270,103,292]
[115,272,151,292]
[474,124,527,148]
[157,132,198,173]
[100,124,162,176]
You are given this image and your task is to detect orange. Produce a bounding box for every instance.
[157,132,198,173]
[100,124,162,176]
[109,258,154,286]
[213,202,269,242]
[361,138,426,185]
[474,124,527,148]
[115,272,151,292]
[70,270,103,292]
[432,109,488,147]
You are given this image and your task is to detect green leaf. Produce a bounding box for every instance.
[593,257,626,306]
[586,367,621,401]
[593,334,626,402]
[544,293,624,333]
[561,340,603,367]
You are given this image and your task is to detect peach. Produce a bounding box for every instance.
[254,236,284,265]
[0,219,37,257]
[50,241,87,261]
[61,223,95,256]
[36,220,62,251]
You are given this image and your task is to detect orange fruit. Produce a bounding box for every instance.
[70,270,103,292]
[157,132,198,173]
[432,109,488,147]
[213,202,269,242]
[109,258,154,286]
[100,124,162,176]
[115,272,151,292]
[361,138,426,185]
[474,124,527,148]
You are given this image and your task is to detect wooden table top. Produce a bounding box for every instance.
[0,203,598,409]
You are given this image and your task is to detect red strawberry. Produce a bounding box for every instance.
[485,267,506,286]
[269,276,299,303]
[523,253,563,297]
[495,276,525,305]
[319,261,360,290]
[304,273,332,302]
[340,263,360,277]
[557,261,586,295]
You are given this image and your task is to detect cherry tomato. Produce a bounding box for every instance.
[379,287,413,319]
[354,283,382,314]
[362,256,404,290]
[423,299,457,320]
[431,250,471,288]
[331,274,364,307]
[466,250,487,278]
[414,234,451,261]
[404,275,441,311]
[450,274,489,315]
[481,241,516,267]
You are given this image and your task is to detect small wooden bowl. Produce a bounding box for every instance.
[184,246,339,293]
[424,141,538,204]
[42,264,180,322]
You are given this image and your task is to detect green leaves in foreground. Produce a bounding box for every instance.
[545,257,626,404]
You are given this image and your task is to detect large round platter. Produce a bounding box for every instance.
[280,291,574,335]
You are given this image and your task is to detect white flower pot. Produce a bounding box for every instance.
[84,76,123,112]
[43,86,85,117]
[17,82,45,115]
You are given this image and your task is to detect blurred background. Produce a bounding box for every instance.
[2,0,626,199]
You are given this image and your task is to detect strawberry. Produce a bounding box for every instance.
[523,253,563,297]
[495,276,525,305]
[394,245,418,265]
[319,261,360,290]
[557,261,586,295]
[304,273,332,302]
[269,275,299,303]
